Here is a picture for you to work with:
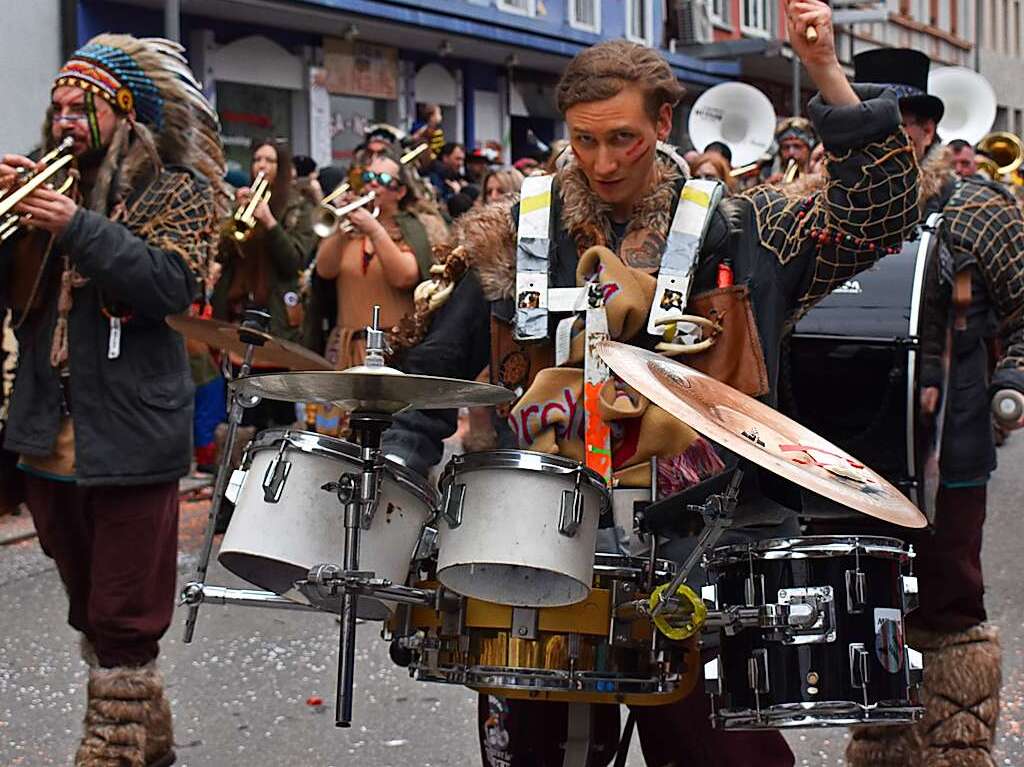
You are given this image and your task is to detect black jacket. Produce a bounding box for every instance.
[0,167,213,485]
[383,87,919,514]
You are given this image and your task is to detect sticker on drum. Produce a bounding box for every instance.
[874,608,905,673]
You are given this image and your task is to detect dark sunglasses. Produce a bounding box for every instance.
[362,170,402,189]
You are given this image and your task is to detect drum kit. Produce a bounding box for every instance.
[171,307,929,761]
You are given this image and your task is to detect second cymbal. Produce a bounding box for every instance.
[167,315,332,371]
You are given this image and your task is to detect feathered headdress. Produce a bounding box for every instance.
[51,34,227,212]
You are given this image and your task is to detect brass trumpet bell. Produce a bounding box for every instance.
[312,190,378,239]
[977,131,1023,179]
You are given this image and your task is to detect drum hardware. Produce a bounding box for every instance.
[992,388,1024,426]
[261,439,292,503]
[182,308,271,644]
[558,470,586,537]
[180,582,322,613]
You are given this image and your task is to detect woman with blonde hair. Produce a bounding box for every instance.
[479,167,525,206]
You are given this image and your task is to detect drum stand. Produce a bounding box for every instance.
[182,309,270,643]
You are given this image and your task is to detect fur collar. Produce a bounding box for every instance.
[463,155,686,301]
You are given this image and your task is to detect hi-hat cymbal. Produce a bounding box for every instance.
[167,315,332,371]
[597,341,927,528]
[231,366,514,414]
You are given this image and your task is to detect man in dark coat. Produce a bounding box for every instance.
[0,34,223,767]
[841,48,1024,767]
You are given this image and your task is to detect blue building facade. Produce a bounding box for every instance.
[75,0,741,169]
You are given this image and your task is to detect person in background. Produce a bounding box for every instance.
[948,138,978,179]
[410,103,445,158]
[513,156,540,176]
[479,167,525,206]
[429,142,467,202]
[773,116,818,176]
[703,140,733,170]
[211,138,316,429]
[465,148,496,186]
[292,154,323,206]
[689,151,736,193]
[447,192,476,220]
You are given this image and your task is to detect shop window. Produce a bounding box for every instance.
[626,0,653,43]
[497,0,537,17]
[740,0,772,37]
[709,0,730,26]
[329,94,392,164]
[569,0,601,32]
[216,82,293,175]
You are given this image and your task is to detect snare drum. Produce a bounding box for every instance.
[436,451,610,607]
[704,536,923,729]
[392,553,699,706]
[219,429,436,620]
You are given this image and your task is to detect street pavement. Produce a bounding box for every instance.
[2,436,1023,766]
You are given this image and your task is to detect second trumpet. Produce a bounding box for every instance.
[312,191,379,238]
[229,171,272,243]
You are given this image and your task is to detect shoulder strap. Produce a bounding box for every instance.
[514,174,556,340]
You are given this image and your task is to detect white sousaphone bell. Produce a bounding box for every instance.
[687,82,777,168]
[928,66,997,145]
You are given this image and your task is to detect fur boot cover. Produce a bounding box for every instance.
[75,665,175,767]
[846,623,1001,767]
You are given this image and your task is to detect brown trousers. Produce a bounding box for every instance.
[24,475,179,668]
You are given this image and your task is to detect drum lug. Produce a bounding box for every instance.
[610,579,639,647]
[747,648,770,694]
[845,569,867,614]
[773,586,837,644]
[512,607,539,640]
[906,645,924,686]
[261,453,292,504]
[901,574,920,614]
[225,468,247,505]
[441,482,466,530]
[558,471,585,537]
[704,657,723,695]
[744,574,765,606]
[849,642,870,690]
[701,584,719,610]
[413,525,439,562]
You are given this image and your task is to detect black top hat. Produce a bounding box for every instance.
[853,48,945,123]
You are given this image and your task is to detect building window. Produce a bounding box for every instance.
[626,0,652,42]
[709,0,730,26]
[741,0,772,36]
[568,0,601,32]
[496,0,536,17]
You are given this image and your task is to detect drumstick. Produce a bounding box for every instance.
[805,26,818,42]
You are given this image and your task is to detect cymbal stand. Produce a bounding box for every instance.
[182,308,270,643]
[648,469,743,619]
[321,306,391,727]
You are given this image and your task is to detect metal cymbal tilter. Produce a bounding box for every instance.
[182,308,271,643]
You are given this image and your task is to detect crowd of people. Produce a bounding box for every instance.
[0,1,1022,765]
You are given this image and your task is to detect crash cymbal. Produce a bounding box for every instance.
[231,365,514,414]
[167,315,332,371]
[597,341,927,528]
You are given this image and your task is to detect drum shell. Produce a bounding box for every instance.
[707,536,921,729]
[219,429,436,619]
[436,451,607,608]
[396,554,699,706]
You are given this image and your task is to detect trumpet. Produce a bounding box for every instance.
[0,137,76,242]
[782,157,801,184]
[312,191,378,239]
[227,171,272,243]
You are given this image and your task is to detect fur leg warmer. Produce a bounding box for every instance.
[847,624,1001,767]
[75,665,175,767]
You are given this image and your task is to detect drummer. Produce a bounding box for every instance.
[384,2,919,763]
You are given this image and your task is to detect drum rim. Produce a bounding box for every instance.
[715,700,923,730]
[244,428,439,511]
[439,449,611,512]
[706,534,910,564]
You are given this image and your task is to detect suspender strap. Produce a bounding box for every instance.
[647,178,724,339]
[514,175,555,341]
[583,282,612,486]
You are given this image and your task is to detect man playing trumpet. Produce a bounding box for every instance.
[0,34,222,766]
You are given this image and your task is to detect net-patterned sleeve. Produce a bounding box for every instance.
[944,180,1024,390]
[743,84,920,319]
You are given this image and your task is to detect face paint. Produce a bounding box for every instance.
[624,136,648,161]
[84,91,102,150]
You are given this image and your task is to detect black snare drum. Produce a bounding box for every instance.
[704,536,923,729]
